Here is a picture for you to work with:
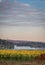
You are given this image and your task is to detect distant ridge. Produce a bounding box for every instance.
[1,39,45,43]
[0,39,45,49]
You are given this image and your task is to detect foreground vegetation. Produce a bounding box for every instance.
[0,60,45,65]
[0,50,45,61]
[0,50,45,65]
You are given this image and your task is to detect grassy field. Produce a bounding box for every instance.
[0,50,45,65]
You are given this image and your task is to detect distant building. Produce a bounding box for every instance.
[14,45,36,50]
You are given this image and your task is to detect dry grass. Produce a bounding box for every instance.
[0,60,45,65]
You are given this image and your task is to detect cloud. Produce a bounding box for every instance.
[21,3,30,7]
[0,0,45,26]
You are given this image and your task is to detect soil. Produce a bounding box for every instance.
[0,60,45,65]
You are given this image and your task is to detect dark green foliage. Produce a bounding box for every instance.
[0,54,37,61]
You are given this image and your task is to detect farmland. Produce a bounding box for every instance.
[0,50,45,60]
[0,50,45,55]
[0,50,45,65]
[0,39,45,65]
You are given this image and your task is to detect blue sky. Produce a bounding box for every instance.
[17,0,45,9]
[0,0,45,42]
[9,0,45,9]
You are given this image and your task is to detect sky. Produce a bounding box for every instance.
[0,0,45,42]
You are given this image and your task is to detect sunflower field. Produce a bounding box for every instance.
[0,50,45,61]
